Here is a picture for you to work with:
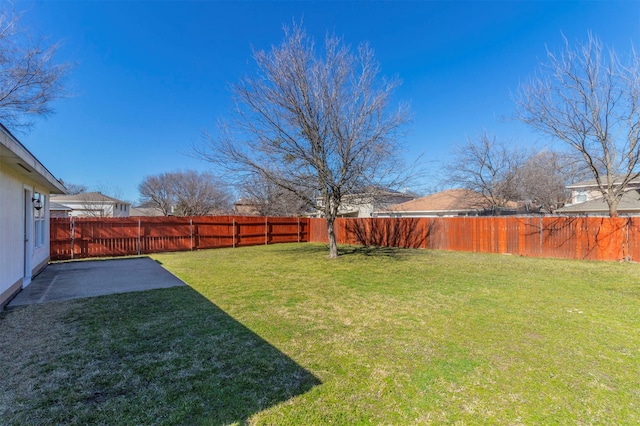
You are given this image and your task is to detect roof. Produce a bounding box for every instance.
[0,123,66,194]
[51,192,130,205]
[50,202,72,211]
[381,188,491,214]
[234,198,259,206]
[345,186,413,197]
[316,187,415,202]
[557,189,640,214]
[567,175,640,189]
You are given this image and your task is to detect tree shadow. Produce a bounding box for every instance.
[343,218,429,250]
[338,245,411,257]
[516,216,630,260]
[1,287,320,425]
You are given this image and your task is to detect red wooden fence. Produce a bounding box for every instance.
[50,216,309,260]
[309,216,640,262]
[50,216,640,262]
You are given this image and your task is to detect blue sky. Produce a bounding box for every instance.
[15,1,640,203]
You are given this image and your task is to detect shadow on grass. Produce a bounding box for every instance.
[270,242,417,259]
[338,245,415,258]
[1,287,320,425]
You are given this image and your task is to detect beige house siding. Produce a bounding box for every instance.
[0,125,65,308]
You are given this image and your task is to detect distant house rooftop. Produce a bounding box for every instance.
[376,189,491,217]
[51,192,130,204]
[567,175,640,189]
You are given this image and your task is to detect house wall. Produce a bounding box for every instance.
[0,167,51,308]
[570,184,640,205]
[51,209,71,218]
[62,201,130,217]
[571,189,602,204]
[335,194,415,218]
[113,203,130,217]
[234,204,260,216]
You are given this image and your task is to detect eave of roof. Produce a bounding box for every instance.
[0,123,66,194]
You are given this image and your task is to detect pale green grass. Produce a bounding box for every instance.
[1,243,639,424]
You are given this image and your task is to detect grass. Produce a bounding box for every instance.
[2,243,640,424]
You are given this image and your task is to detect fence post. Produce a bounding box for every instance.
[233,218,236,248]
[137,219,141,255]
[70,217,75,260]
[539,216,543,252]
[265,217,268,245]
[625,218,630,261]
[190,218,193,251]
[298,217,300,243]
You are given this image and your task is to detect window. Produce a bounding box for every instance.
[33,193,46,248]
[575,191,588,203]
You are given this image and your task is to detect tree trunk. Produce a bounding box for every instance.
[326,216,339,258]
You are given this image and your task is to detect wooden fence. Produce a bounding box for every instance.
[308,216,640,262]
[50,215,640,262]
[50,216,310,260]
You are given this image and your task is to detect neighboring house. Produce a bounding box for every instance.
[130,206,167,217]
[375,188,492,217]
[558,176,640,216]
[50,192,131,217]
[316,188,415,218]
[566,176,640,205]
[558,189,640,216]
[0,124,66,308]
[49,201,72,218]
[234,198,261,216]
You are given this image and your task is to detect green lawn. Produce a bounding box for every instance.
[2,243,639,424]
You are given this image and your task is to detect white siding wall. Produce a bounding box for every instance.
[62,201,130,217]
[0,167,51,306]
[0,168,24,297]
[571,189,604,204]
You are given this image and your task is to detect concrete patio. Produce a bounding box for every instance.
[7,257,186,308]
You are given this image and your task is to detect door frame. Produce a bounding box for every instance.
[23,187,33,287]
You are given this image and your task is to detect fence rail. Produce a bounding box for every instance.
[50,216,310,260]
[308,216,640,262]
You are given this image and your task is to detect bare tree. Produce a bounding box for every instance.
[172,170,232,216]
[239,173,309,217]
[0,7,69,131]
[197,23,411,257]
[447,133,527,208]
[138,170,232,216]
[516,33,640,217]
[60,181,87,195]
[518,151,572,212]
[138,173,174,216]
